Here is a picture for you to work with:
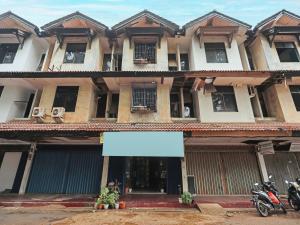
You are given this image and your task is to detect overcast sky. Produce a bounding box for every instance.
[1,0,300,28]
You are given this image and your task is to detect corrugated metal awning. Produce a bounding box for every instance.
[102,132,184,157]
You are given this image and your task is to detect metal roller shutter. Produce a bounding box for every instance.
[186,151,261,195]
[27,147,103,194]
[264,152,300,194]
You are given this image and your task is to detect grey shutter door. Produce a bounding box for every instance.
[264,152,300,194]
[27,147,102,194]
[186,151,261,195]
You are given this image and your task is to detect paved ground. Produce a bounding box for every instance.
[1,206,300,225]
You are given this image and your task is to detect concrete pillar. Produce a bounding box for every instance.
[181,157,188,193]
[256,152,269,182]
[110,43,115,71]
[176,44,181,71]
[19,143,37,195]
[180,88,185,118]
[100,156,109,188]
[105,91,112,118]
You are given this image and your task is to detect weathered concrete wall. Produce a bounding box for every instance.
[260,35,300,70]
[38,82,96,123]
[197,86,255,122]
[0,36,48,72]
[121,37,169,71]
[262,85,285,120]
[272,84,300,122]
[117,84,171,123]
[249,37,269,70]
[189,35,244,71]
[0,85,34,122]
[0,152,22,192]
[49,36,102,71]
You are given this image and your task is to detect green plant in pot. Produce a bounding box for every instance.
[99,187,110,209]
[181,191,193,205]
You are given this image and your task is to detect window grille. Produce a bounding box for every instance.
[212,86,238,112]
[134,43,156,63]
[132,84,157,111]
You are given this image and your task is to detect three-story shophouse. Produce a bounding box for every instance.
[0,9,300,197]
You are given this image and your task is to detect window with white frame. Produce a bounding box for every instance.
[63,43,87,64]
[204,43,228,63]
[212,86,238,112]
[289,85,300,111]
[131,83,157,112]
[275,42,300,62]
[0,43,19,64]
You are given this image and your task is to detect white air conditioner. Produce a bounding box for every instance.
[248,85,256,98]
[32,107,46,122]
[51,107,65,123]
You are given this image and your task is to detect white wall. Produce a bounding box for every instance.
[0,86,34,122]
[0,152,22,192]
[0,36,48,72]
[197,86,255,122]
[189,35,244,71]
[121,37,169,71]
[49,36,101,71]
[260,35,300,70]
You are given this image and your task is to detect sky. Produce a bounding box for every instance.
[1,0,300,28]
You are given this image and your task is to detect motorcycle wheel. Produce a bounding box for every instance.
[256,200,269,217]
[280,204,287,214]
[288,198,300,211]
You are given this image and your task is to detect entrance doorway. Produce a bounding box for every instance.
[127,157,167,193]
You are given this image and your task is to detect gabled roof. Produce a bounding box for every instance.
[183,10,251,29]
[41,11,108,31]
[111,9,179,32]
[254,9,300,30]
[0,11,38,32]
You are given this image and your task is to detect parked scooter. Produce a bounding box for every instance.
[285,178,300,211]
[251,175,287,217]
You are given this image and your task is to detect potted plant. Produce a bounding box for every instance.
[99,187,110,209]
[181,191,193,205]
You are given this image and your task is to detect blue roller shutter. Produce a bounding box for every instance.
[27,146,103,194]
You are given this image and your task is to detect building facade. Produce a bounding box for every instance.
[0,9,300,196]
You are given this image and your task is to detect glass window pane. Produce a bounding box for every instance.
[275,42,299,62]
[63,43,87,64]
[53,86,79,112]
[205,43,228,63]
[0,44,19,64]
[212,86,237,112]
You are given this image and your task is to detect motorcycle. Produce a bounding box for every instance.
[251,175,287,217]
[285,178,300,211]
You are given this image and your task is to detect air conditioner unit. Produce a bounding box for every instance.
[32,107,46,122]
[51,107,65,123]
[248,85,256,98]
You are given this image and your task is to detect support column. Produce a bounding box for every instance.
[256,152,269,182]
[181,157,188,193]
[100,156,109,188]
[105,91,112,118]
[176,44,181,71]
[180,87,185,118]
[110,43,115,72]
[19,143,37,195]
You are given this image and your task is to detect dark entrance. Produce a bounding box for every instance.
[128,157,167,193]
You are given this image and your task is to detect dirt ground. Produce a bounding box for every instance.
[1,206,300,225]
